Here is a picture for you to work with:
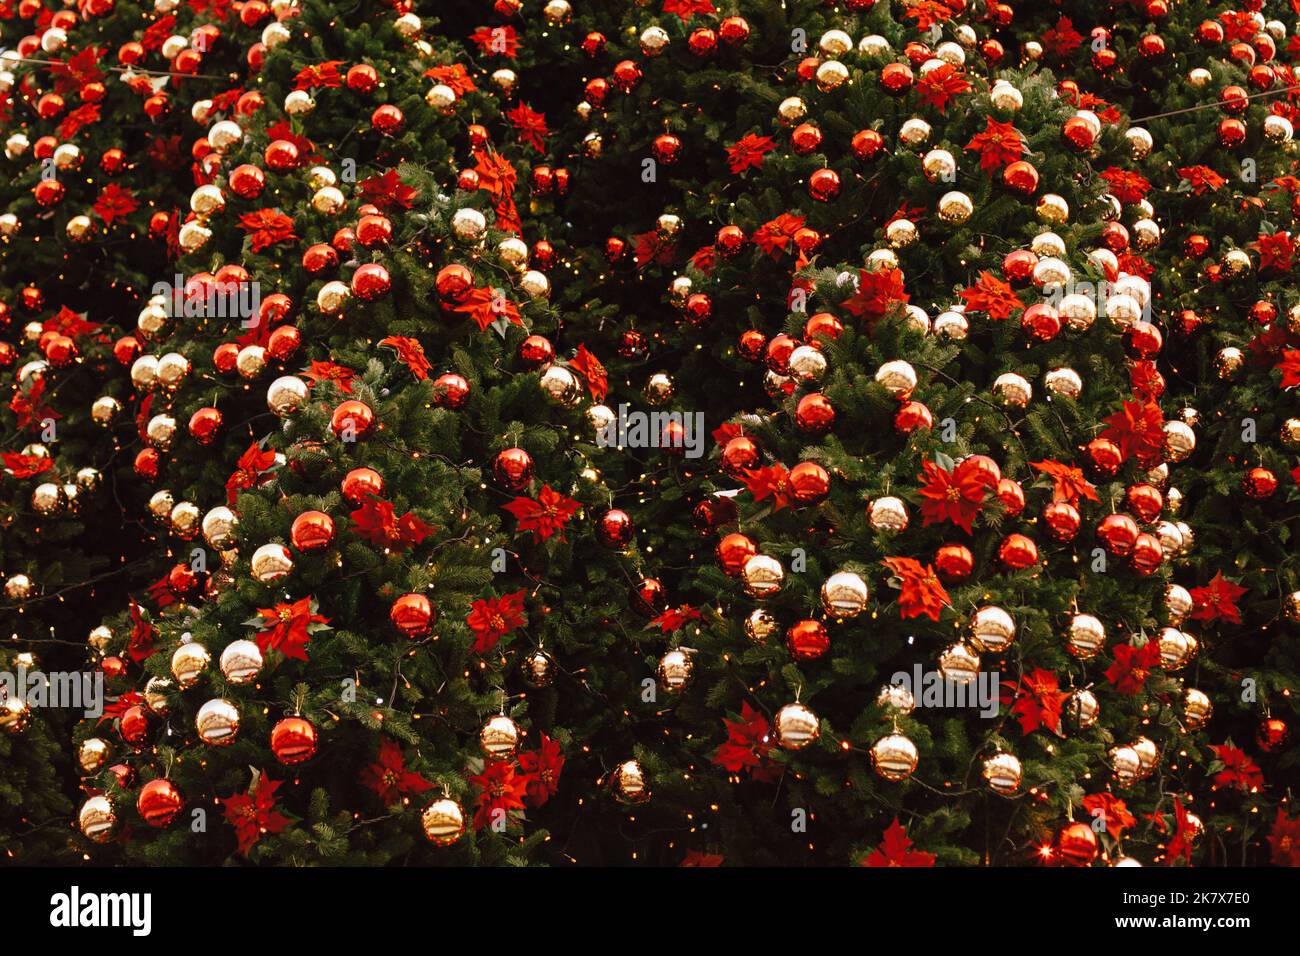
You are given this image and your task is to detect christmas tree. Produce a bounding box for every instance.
[0,0,1296,868]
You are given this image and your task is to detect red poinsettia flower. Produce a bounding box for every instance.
[93,183,138,225]
[1042,16,1084,58]
[1105,640,1162,695]
[452,286,523,332]
[358,168,419,211]
[841,268,910,327]
[1163,797,1197,866]
[2,451,52,479]
[506,102,548,153]
[1030,459,1099,504]
[569,345,608,401]
[302,359,356,394]
[1082,793,1137,840]
[917,458,994,533]
[917,62,971,113]
[650,605,703,634]
[725,133,776,175]
[1257,231,1295,274]
[1277,350,1300,388]
[881,557,950,622]
[349,498,435,551]
[965,117,1024,172]
[238,209,297,252]
[469,24,519,57]
[743,463,792,512]
[860,818,936,867]
[1179,165,1226,195]
[292,59,343,90]
[503,485,582,542]
[1209,744,1265,792]
[380,336,431,380]
[127,601,156,663]
[359,737,434,804]
[681,850,724,866]
[517,733,565,807]
[467,760,530,831]
[1099,167,1152,205]
[1002,668,1068,735]
[752,212,806,258]
[1268,807,1300,866]
[466,590,527,654]
[1100,398,1165,466]
[712,702,778,780]
[960,271,1024,321]
[1188,572,1247,624]
[424,64,476,95]
[225,441,278,505]
[250,595,330,660]
[220,770,293,856]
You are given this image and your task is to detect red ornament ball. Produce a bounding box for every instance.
[290,510,335,553]
[493,448,534,491]
[137,778,183,828]
[391,593,435,637]
[271,716,318,765]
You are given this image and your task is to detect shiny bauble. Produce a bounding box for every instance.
[612,759,651,804]
[741,554,784,597]
[870,732,918,781]
[480,714,521,760]
[493,448,534,491]
[821,571,869,618]
[1066,689,1099,731]
[202,506,239,550]
[422,797,466,845]
[744,608,778,644]
[1041,599,1097,662]
[1181,688,1212,731]
[657,649,693,694]
[877,683,915,716]
[391,593,435,637]
[219,639,263,684]
[938,642,980,684]
[271,716,317,765]
[875,360,917,399]
[1057,822,1098,866]
[250,543,293,583]
[170,641,210,688]
[774,702,820,750]
[290,511,335,553]
[982,751,1023,795]
[195,698,240,746]
[137,779,183,828]
[596,509,634,549]
[969,606,1015,653]
[868,496,908,532]
[79,795,118,843]
[521,649,554,687]
[1257,717,1290,753]
[78,737,111,773]
[1158,628,1196,670]
[266,375,308,417]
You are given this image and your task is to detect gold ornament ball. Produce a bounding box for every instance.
[774,702,820,750]
[0,696,31,734]
[644,372,674,405]
[1067,689,1099,731]
[815,59,849,92]
[1044,367,1083,399]
[993,372,1032,408]
[1165,584,1193,623]
[875,360,917,399]
[938,642,980,684]
[937,190,973,223]
[1182,688,1213,731]
[1036,193,1069,224]
[1126,126,1153,159]
[1110,745,1142,786]
[479,714,521,760]
[612,759,651,804]
[79,795,118,843]
[657,649,693,694]
[78,736,111,773]
[922,148,956,183]
[236,344,268,378]
[982,751,1023,795]
[741,554,785,598]
[886,218,918,248]
[868,496,909,532]
[218,639,264,684]
[539,365,581,406]
[88,624,113,651]
[870,732,918,781]
[250,543,294,584]
[877,683,915,716]
[1213,346,1244,380]
[169,501,201,539]
[4,574,36,601]
[1162,420,1196,462]
[421,797,466,845]
[521,648,553,687]
[1279,418,1300,450]
[821,571,869,618]
[1066,613,1106,660]
[91,396,121,425]
[969,605,1016,653]
[311,186,345,214]
[899,118,932,149]
[144,676,172,717]
[424,84,457,114]
[777,96,807,125]
[31,482,64,517]
[744,608,778,644]
[195,698,240,746]
[1131,736,1160,777]
[170,641,210,688]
